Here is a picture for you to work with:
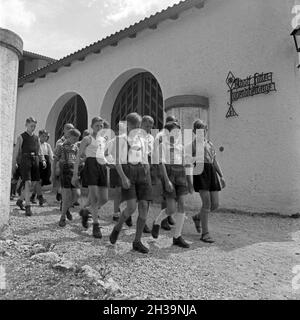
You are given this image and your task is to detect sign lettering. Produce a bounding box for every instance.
[226,71,276,118]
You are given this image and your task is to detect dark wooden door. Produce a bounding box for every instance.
[55,95,87,142]
[111,72,164,130]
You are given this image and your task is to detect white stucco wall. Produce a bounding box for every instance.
[1,28,22,231]
[15,0,300,214]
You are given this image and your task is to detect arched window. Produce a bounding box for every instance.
[55,95,88,142]
[111,72,164,130]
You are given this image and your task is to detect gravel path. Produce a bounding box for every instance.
[1,192,300,300]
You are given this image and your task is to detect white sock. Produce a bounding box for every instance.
[154,209,168,225]
[174,212,185,238]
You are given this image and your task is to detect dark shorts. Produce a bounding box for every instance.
[121,164,152,202]
[61,163,76,189]
[39,156,51,186]
[193,163,221,192]
[12,166,22,182]
[79,164,88,188]
[150,164,160,185]
[20,154,40,182]
[85,158,108,187]
[162,165,188,200]
[109,167,120,188]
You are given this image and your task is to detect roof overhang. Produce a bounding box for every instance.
[18,0,205,88]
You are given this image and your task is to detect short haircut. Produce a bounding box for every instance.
[193,119,207,132]
[68,128,81,138]
[165,115,177,123]
[103,120,110,129]
[164,121,181,131]
[126,113,142,126]
[91,117,103,127]
[82,130,90,138]
[38,129,48,136]
[26,117,37,124]
[142,115,154,125]
[64,123,74,131]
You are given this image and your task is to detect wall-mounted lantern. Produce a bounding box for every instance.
[291,26,300,68]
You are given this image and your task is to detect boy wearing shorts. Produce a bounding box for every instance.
[73,117,108,239]
[30,130,53,206]
[109,113,152,254]
[12,117,46,216]
[106,122,127,222]
[140,115,156,234]
[151,121,194,248]
[52,129,81,227]
[152,116,179,231]
[54,123,75,202]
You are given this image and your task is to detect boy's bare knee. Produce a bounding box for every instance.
[138,210,147,220]
[126,202,137,215]
[139,200,148,210]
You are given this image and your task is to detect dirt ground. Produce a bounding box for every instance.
[1,191,300,300]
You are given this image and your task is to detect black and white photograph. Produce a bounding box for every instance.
[0,0,300,308]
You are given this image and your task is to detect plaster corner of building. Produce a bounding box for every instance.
[0,28,23,58]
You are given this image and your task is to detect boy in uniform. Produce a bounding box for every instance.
[106,122,127,222]
[54,123,75,203]
[52,129,81,227]
[109,113,152,254]
[140,115,156,234]
[12,117,46,216]
[30,130,54,206]
[152,116,178,231]
[151,120,194,248]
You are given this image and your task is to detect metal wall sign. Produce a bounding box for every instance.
[226,71,276,118]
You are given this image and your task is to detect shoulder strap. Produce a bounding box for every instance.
[127,137,130,163]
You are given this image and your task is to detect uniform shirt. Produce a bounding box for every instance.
[55,141,79,165]
[40,142,54,161]
[154,130,194,175]
[204,140,216,164]
[155,130,184,165]
[152,129,167,165]
[108,133,148,165]
[191,139,216,164]
[85,135,107,164]
[184,139,217,176]
[144,133,154,157]
[105,135,119,165]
